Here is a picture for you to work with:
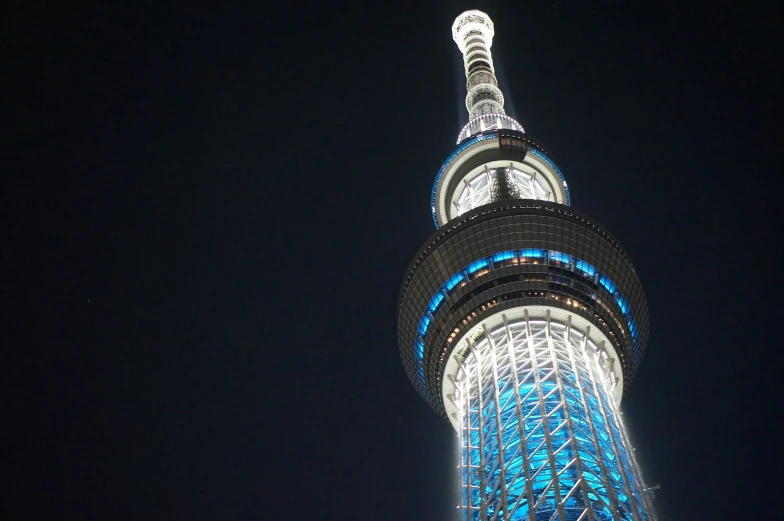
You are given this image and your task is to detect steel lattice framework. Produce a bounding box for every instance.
[456,311,651,521]
[397,9,659,521]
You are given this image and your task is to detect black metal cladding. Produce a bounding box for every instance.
[397,201,649,417]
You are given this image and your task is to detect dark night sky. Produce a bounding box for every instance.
[3,1,782,520]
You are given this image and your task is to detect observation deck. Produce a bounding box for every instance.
[431,130,570,228]
[399,201,649,420]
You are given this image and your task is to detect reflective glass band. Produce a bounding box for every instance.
[413,249,639,387]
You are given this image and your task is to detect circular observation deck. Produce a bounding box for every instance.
[431,130,570,228]
[456,114,523,143]
[398,201,649,420]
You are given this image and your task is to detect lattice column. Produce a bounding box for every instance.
[454,313,654,521]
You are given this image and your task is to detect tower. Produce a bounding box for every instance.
[398,10,657,521]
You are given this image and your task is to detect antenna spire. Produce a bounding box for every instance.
[452,10,524,142]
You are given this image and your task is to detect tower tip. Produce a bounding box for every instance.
[452,10,495,52]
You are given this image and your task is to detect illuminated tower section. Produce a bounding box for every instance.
[398,10,658,521]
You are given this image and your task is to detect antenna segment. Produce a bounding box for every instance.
[452,10,524,142]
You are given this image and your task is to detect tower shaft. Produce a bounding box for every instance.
[457,312,651,521]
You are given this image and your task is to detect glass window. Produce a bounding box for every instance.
[445,272,465,292]
[467,259,489,274]
[428,291,446,313]
[575,260,596,277]
[520,248,545,258]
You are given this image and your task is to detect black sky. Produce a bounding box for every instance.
[3,1,782,520]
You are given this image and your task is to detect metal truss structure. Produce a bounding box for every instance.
[455,167,552,216]
[455,312,653,521]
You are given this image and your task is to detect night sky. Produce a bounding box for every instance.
[4,1,781,520]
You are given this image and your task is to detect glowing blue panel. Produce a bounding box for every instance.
[428,291,446,313]
[461,372,645,521]
[549,251,572,264]
[491,250,517,263]
[415,339,425,359]
[576,260,597,277]
[446,272,465,292]
[599,275,616,295]
[467,259,489,274]
[520,248,546,258]
[418,315,431,336]
[616,294,630,315]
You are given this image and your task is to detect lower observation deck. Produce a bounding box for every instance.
[431,130,571,228]
[398,201,649,417]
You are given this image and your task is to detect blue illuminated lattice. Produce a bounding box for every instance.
[459,327,649,521]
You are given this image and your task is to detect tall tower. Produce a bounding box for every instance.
[398,10,657,521]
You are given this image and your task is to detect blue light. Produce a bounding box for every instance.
[467,259,489,274]
[520,248,546,258]
[446,272,465,291]
[415,339,425,359]
[491,250,517,262]
[549,251,572,264]
[576,259,597,277]
[599,275,616,295]
[461,376,645,521]
[428,291,445,313]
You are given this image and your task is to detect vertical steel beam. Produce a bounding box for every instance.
[523,309,567,521]
[483,324,509,519]
[502,314,537,521]
[547,312,598,520]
